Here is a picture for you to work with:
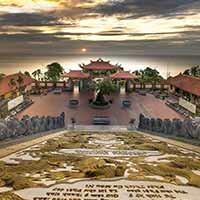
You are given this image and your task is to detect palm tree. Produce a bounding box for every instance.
[191,66,197,77]
[16,75,24,94]
[32,70,37,80]
[183,65,200,77]
[32,69,42,80]
[9,78,17,97]
[44,72,49,81]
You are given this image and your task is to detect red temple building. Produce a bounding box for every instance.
[62,58,139,92]
[80,58,118,70]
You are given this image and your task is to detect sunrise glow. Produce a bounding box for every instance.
[81,48,87,53]
[0,0,199,55]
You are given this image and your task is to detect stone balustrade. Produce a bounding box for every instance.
[138,113,200,140]
[0,112,65,141]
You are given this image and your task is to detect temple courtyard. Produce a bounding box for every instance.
[0,130,200,199]
[17,91,183,126]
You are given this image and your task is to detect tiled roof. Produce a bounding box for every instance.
[167,74,200,96]
[80,58,119,70]
[110,71,139,79]
[62,70,89,79]
[0,72,34,96]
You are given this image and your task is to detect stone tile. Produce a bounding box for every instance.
[17,92,183,125]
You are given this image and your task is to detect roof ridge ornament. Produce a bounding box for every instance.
[97,58,103,62]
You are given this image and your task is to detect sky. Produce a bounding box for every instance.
[0,0,200,56]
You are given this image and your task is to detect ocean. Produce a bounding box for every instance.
[0,54,200,78]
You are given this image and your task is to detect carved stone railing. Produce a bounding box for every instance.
[138,113,200,140]
[0,112,65,141]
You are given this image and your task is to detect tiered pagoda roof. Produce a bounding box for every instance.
[61,70,89,79]
[80,58,119,71]
[110,71,139,80]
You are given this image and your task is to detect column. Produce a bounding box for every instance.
[73,80,79,97]
[120,81,126,94]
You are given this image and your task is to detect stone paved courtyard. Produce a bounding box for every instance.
[18,91,183,125]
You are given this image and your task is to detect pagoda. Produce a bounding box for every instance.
[62,58,139,92]
[79,58,120,78]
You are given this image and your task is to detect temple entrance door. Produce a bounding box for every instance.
[79,80,83,92]
[79,79,90,91]
[120,81,126,94]
[68,78,74,92]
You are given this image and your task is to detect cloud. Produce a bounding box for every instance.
[0,0,200,56]
[0,12,75,26]
[95,0,200,18]
[176,25,200,30]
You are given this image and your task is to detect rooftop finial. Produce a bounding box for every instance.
[98,58,103,62]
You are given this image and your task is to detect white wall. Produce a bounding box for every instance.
[179,97,196,114]
[8,95,24,111]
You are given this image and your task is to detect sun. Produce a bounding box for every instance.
[81,48,87,53]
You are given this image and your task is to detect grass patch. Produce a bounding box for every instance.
[1,174,35,190]
[0,192,23,200]
[77,158,106,172]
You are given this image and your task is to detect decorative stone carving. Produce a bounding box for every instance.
[138,113,200,140]
[0,113,65,141]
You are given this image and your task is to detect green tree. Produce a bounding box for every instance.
[93,78,116,105]
[32,69,42,80]
[45,62,64,81]
[16,75,24,94]
[9,78,16,88]
[137,67,163,83]
[0,73,5,82]
[44,71,49,81]
[183,65,200,77]
[183,69,190,75]
[191,66,199,77]
[24,71,31,77]
[133,70,141,76]
[9,78,17,97]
